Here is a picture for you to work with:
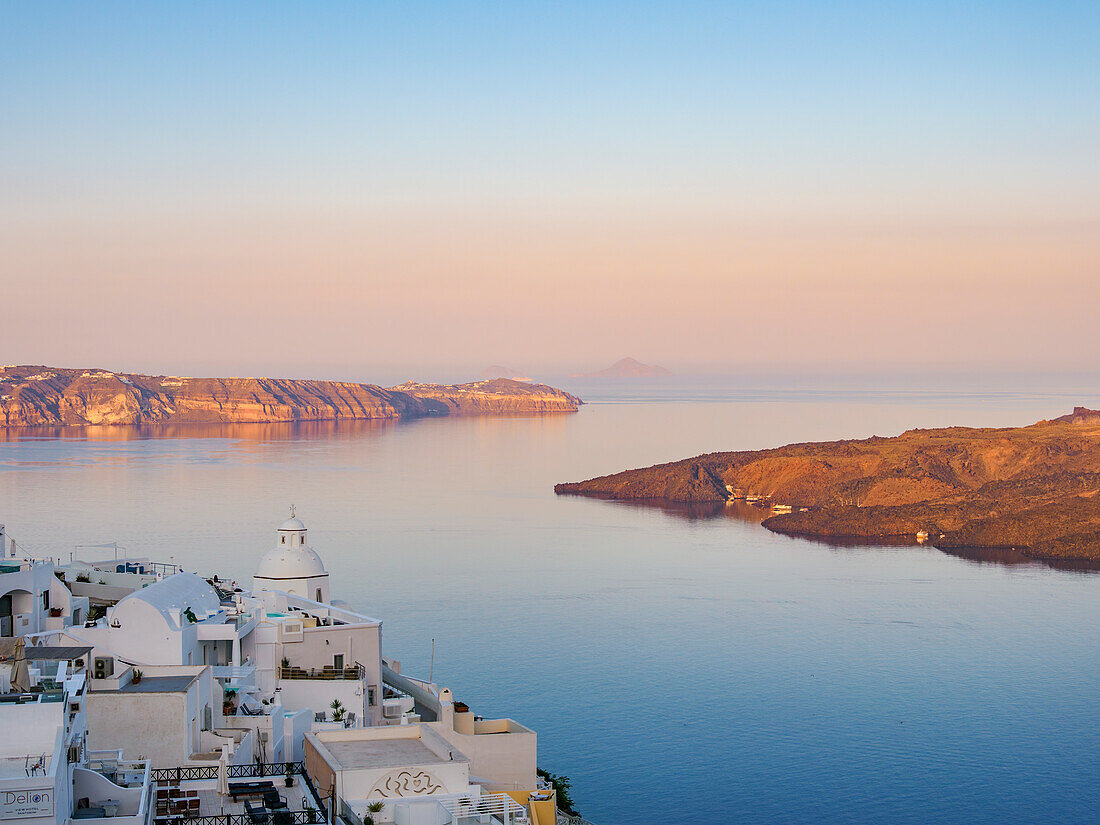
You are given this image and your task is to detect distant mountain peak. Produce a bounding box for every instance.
[578,357,672,378]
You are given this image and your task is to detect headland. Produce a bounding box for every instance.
[0,366,581,427]
[555,407,1100,562]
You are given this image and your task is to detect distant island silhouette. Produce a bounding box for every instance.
[576,357,672,378]
[479,365,532,381]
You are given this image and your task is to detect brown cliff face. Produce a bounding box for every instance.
[0,367,580,427]
[391,379,582,415]
[555,410,1100,561]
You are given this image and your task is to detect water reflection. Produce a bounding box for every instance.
[0,419,401,444]
[573,494,1100,573]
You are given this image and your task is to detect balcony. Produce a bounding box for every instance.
[277,664,363,681]
[438,793,529,825]
[149,763,328,825]
[213,663,257,690]
[72,753,152,825]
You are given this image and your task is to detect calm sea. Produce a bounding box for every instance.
[2,378,1099,824]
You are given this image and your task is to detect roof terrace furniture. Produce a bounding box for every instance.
[229,780,276,801]
[245,801,269,824]
[72,809,108,819]
[262,791,287,809]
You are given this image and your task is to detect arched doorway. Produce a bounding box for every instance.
[0,589,33,637]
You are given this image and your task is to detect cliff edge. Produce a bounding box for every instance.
[0,366,581,427]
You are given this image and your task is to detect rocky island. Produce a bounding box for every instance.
[556,407,1100,562]
[576,357,672,378]
[0,366,581,427]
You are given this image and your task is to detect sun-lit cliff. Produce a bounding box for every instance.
[0,366,581,427]
[556,408,1100,561]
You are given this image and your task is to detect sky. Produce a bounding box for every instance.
[1,1,1098,381]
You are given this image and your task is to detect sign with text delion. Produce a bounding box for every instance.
[2,789,54,819]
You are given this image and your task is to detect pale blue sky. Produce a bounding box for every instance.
[2,2,1098,376]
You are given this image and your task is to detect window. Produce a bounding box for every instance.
[281,536,286,544]
[333,654,344,670]
[367,686,377,706]
[316,588,322,601]
[42,591,50,610]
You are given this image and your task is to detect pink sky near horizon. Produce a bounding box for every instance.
[3,206,1098,380]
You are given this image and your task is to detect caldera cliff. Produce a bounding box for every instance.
[555,407,1100,561]
[0,366,581,427]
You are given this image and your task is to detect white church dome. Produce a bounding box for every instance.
[255,510,328,580]
[255,545,327,579]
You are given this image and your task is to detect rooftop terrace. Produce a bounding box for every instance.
[323,737,447,771]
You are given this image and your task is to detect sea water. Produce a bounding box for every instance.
[2,379,1098,824]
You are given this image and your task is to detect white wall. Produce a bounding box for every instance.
[1,561,66,637]
[86,691,189,768]
[283,709,313,762]
[85,666,220,768]
[426,720,537,792]
[308,727,470,804]
[276,679,365,724]
[0,704,69,825]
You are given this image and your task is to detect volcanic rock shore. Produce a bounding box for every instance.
[555,407,1100,561]
[0,366,581,427]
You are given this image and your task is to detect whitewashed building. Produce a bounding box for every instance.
[0,647,153,825]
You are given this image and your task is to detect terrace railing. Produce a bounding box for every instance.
[151,763,302,783]
[155,811,322,825]
[151,763,328,819]
[277,664,363,681]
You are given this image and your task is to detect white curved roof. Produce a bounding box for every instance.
[113,572,221,628]
[256,545,327,579]
[279,517,306,532]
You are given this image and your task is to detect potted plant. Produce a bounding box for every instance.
[284,762,295,788]
[330,699,345,723]
[304,805,317,824]
[366,801,385,823]
[131,669,143,684]
[75,572,91,583]
[280,656,290,678]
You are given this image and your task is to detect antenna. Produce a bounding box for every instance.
[290,504,297,518]
[429,638,435,684]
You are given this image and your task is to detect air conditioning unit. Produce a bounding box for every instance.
[93,656,114,679]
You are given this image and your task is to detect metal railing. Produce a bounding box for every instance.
[151,764,327,819]
[439,793,528,824]
[556,814,598,825]
[154,810,322,825]
[151,763,301,783]
[212,664,257,683]
[276,665,363,681]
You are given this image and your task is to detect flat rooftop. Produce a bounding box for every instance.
[324,738,448,771]
[0,755,52,779]
[94,675,198,694]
